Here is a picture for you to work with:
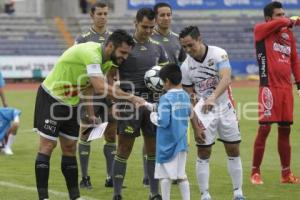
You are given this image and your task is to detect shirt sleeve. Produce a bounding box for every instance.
[254,18,293,42]
[0,72,5,88]
[290,32,300,86]
[74,34,85,44]
[80,49,104,77]
[157,96,171,128]
[180,57,193,87]
[215,48,231,70]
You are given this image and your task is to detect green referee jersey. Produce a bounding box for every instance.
[43,42,115,106]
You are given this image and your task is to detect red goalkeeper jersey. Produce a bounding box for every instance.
[254,18,300,88]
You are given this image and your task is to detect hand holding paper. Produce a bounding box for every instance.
[87,122,108,141]
[193,98,215,129]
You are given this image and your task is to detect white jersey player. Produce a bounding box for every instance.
[179,26,245,200]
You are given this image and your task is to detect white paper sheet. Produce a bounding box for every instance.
[87,122,108,141]
[193,98,215,129]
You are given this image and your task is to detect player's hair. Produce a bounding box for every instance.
[106,29,135,48]
[91,2,108,14]
[153,2,172,16]
[159,63,182,85]
[263,1,283,18]
[136,7,155,22]
[179,26,201,40]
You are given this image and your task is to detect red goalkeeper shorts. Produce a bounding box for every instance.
[258,86,293,124]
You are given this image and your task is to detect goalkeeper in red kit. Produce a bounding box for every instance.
[251,1,300,185]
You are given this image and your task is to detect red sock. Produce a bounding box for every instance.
[252,124,271,175]
[278,126,291,177]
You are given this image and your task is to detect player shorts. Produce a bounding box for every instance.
[258,86,293,124]
[155,151,187,180]
[117,101,156,138]
[197,101,241,146]
[79,97,114,124]
[33,86,79,141]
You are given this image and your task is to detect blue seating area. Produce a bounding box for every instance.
[1,14,300,60]
[0,15,67,55]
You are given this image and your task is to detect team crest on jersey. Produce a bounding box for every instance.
[261,87,273,117]
[221,54,228,61]
[281,33,289,40]
[140,46,147,51]
[99,36,105,42]
[207,59,214,66]
[163,37,169,42]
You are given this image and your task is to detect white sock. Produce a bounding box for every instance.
[196,158,210,197]
[178,179,190,200]
[227,156,243,197]
[5,134,15,149]
[160,178,171,200]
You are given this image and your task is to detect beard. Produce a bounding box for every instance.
[110,49,125,65]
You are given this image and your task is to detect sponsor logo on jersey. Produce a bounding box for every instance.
[257,53,267,78]
[44,119,57,133]
[198,77,218,92]
[273,42,291,55]
[262,87,273,110]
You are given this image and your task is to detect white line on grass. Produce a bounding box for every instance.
[0,181,99,200]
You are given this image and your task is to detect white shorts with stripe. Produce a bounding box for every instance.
[155,151,187,180]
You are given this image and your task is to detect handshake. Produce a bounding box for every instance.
[144,102,158,126]
[290,16,300,26]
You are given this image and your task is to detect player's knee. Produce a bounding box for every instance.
[197,146,211,159]
[225,143,240,157]
[116,145,132,159]
[61,141,77,155]
[104,131,116,143]
[39,140,57,155]
[10,122,19,135]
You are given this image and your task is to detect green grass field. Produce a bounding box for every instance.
[0,87,300,200]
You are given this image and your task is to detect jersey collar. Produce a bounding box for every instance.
[90,27,108,36]
[194,44,208,63]
[153,27,171,37]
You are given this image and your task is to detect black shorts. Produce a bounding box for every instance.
[33,86,79,141]
[79,96,115,126]
[117,101,156,138]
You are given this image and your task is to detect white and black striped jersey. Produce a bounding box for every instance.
[181,45,232,105]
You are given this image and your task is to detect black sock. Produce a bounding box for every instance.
[142,146,148,180]
[35,153,50,200]
[78,140,91,178]
[147,155,159,195]
[103,142,116,177]
[112,155,127,196]
[61,155,80,200]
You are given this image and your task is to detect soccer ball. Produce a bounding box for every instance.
[144,65,163,92]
